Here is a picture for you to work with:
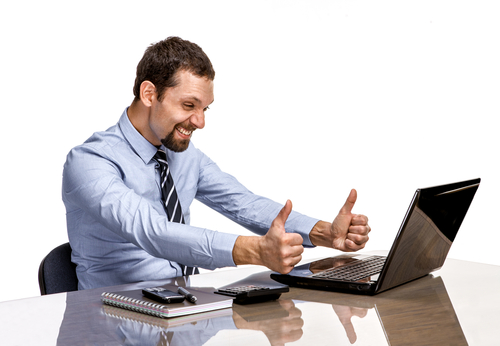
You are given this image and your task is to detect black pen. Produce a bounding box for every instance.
[178,287,197,303]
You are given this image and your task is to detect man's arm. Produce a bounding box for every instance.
[63,145,238,271]
[231,189,371,274]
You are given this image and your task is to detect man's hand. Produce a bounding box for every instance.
[310,189,371,251]
[232,200,304,274]
[331,189,370,251]
[259,200,304,273]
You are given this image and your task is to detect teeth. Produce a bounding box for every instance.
[177,127,192,136]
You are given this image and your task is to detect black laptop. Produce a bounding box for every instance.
[271,178,480,295]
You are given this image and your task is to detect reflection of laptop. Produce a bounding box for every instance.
[271,178,480,295]
[299,274,467,345]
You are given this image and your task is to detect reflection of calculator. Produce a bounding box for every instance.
[215,285,289,304]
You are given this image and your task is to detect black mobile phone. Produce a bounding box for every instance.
[142,287,185,304]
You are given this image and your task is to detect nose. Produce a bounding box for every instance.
[190,109,205,129]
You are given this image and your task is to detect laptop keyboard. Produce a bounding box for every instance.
[311,255,386,281]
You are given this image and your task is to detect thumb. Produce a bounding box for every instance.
[274,200,293,229]
[340,189,357,215]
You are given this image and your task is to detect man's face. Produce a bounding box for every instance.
[149,70,214,152]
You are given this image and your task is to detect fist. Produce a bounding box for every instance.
[331,189,371,252]
[260,200,304,273]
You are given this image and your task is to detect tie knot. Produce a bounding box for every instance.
[154,149,168,165]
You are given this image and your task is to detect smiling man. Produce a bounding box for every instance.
[62,37,371,290]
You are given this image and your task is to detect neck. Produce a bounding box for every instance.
[127,100,161,146]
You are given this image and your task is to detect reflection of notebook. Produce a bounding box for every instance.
[102,304,233,328]
[271,178,480,295]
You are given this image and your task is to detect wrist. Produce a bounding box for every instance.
[309,221,333,248]
[232,235,263,266]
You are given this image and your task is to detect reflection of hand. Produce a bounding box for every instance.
[232,300,304,346]
[331,304,368,344]
[309,257,353,274]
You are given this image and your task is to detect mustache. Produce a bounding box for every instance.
[176,124,197,132]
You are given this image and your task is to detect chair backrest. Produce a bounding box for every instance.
[38,242,78,295]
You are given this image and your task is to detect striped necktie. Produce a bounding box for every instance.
[154,149,197,276]
[154,149,184,223]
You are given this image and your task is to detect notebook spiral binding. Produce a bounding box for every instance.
[101,292,166,318]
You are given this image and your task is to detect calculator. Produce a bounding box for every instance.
[215,285,289,304]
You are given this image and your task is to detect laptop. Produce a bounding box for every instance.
[271,178,481,295]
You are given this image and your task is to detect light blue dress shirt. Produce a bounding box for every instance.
[62,108,319,290]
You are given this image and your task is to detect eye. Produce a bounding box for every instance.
[183,103,194,109]
[204,106,210,112]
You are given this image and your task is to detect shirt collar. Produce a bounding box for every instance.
[118,107,158,165]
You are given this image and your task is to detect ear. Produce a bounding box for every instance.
[139,81,156,107]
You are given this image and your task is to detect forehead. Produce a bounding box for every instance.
[169,70,214,104]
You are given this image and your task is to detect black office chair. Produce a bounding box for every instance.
[38,242,78,295]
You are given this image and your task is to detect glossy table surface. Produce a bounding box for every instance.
[1,257,499,345]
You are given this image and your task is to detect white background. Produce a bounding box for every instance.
[1,0,499,302]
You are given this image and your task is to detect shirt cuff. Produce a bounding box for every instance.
[211,231,240,268]
[286,213,320,248]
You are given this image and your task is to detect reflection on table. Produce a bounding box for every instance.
[53,271,464,345]
[1,258,497,345]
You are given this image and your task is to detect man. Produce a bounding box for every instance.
[62,37,371,290]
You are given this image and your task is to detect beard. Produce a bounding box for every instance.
[161,129,190,153]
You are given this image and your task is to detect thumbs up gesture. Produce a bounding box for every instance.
[331,189,371,252]
[232,200,304,274]
[259,200,305,274]
[232,190,370,274]
[309,189,371,251]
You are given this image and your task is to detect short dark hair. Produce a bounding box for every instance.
[133,36,215,101]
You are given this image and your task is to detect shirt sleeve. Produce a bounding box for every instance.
[62,144,238,270]
[194,152,319,247]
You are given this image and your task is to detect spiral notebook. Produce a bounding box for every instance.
[101,285,232,318]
